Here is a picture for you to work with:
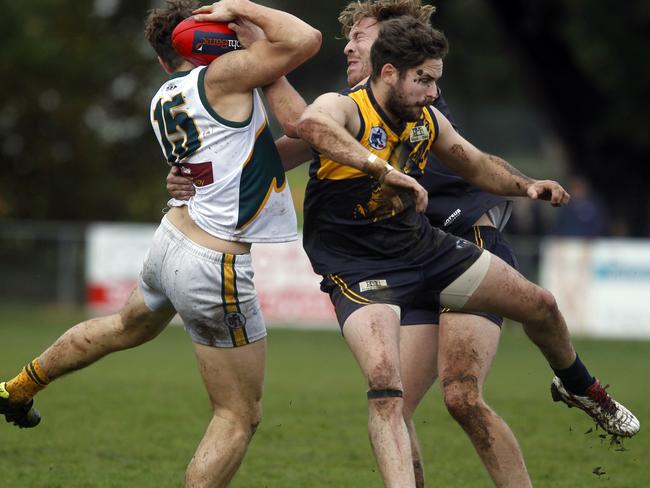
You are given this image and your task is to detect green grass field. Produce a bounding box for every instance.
[0,305,648,487]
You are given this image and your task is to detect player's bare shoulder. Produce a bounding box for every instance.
[308,92,361,133]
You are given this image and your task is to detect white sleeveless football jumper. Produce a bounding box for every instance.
[151,66,297,243]
[138,66,296,347]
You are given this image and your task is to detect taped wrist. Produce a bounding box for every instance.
[363,153,393,184]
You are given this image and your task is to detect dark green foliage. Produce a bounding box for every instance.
[484,0,650,235]
[1,1,647,234]
[0,0,171,221]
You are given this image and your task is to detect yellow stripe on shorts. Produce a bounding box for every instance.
[231,327,247,347]
[221,255,249,347]
[330,274,374,305]
[473,226,484,249]
[222,254,239,314]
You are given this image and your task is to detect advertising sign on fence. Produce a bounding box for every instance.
[540,238,650,339]
[86,223,336,327]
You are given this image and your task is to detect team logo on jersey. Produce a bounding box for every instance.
[225,312,247,329]
[369,126,388,150]
[409,125,429,143]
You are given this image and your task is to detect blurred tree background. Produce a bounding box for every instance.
[1,0,648,235]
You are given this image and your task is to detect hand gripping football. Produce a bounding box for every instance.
[172,18,242,66]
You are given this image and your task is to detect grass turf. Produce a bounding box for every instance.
[0,305,647,487]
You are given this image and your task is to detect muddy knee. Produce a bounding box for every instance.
[367,365,401,401]
[367,355,400,389]
[441,374,482,422]
[367,388,403,419]
[442,375,494,449]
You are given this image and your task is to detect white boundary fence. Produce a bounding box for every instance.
[540,238,650,339]
[2,220,649,337]
[85,223,337,328]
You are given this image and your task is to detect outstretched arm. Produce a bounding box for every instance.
[431,106,570,206]
[262,78,307,138]
[297,93,428,212]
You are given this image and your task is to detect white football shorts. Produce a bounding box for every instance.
[138,216,266,348]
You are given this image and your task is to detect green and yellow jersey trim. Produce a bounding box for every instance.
[198,68,253,128]
[237,120,287,229]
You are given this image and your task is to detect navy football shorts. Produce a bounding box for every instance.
[401,225,519,327]
[320,228,483,329]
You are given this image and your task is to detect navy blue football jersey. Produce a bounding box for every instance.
[422,95,511,235]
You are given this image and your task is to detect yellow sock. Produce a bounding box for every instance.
[6,359,50,403]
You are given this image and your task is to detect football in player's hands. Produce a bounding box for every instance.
[172,18,242,66]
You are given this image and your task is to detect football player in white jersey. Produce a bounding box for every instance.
[0,1,320,486]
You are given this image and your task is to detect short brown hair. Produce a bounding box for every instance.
[338,0,436,39]
[370,16,448,79]
[144,0,200,70]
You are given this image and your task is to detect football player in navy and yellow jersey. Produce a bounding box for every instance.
[337,2,526,486]
[0,1,321,486]
[297,15,638,488]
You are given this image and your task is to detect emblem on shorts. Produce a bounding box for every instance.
[369,126,388,150]
[225,312,247,329]
[359,279,389,292]
[455,239,469,249]
[409,125,429,143]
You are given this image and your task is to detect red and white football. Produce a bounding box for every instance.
[172,18,242,66]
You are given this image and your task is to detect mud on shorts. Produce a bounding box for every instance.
[321,227,487,329]
[402,225,518,327]
[138,216,266,348]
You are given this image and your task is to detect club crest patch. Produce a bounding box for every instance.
[369,126,388,150]
[225,312,247,329]
[409,125,429,143]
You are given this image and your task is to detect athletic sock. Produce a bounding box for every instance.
[5,359,50,403]
[553,355,595,395]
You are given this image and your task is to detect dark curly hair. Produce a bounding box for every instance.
[144,0,201,69]
[370,16,448,79]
